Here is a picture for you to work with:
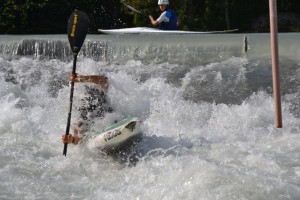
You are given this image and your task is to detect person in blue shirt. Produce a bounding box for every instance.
[149,0,179,30]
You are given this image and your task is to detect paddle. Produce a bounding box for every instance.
[123,3,148,17]
[63,9,89,156]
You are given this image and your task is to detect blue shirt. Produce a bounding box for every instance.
[156,9,178,30]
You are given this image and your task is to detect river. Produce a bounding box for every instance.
[0,33,299,199]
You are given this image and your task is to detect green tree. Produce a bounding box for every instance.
[174,0,206,31]
[0,0,299,34]
[70,0,133,32]
[0,0,25,33]
[229,0,268,32]
[0,0,69,34]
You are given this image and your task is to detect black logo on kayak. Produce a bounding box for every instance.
[104,129,122,142]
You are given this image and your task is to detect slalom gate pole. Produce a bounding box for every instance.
[269,0,282,128]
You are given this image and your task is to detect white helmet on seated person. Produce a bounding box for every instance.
[158,0,169,5]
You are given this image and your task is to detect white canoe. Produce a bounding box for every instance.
[88,116,142,153]
[98,27,238,35]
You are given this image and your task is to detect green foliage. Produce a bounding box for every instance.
[0,0,69,33]
[0,0,299,34]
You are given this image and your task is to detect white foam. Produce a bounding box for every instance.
[0,52,300,199]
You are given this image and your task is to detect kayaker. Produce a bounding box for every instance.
[62,73,113,145]
[149,0,179,30]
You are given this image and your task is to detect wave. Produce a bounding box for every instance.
[0,33,299,65]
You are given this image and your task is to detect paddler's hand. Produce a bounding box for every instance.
[62,134,73,144]
[69,73,81,83]
[149,15,157,26]
[62,129,81,145]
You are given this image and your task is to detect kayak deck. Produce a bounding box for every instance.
[98,27,239,35]
[88,117,142,153]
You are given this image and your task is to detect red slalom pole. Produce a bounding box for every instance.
[269,0,282,128]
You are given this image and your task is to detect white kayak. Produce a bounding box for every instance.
[87,116,142,153]
[98,27,238,35]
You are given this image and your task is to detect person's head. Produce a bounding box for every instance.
[158,0,169,11]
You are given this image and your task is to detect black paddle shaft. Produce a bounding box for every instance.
[63,10,89,156]
[63,54,77,156]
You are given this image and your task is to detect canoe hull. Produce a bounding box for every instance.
[88,117,142,153]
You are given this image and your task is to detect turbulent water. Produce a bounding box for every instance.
[0,33,299,200]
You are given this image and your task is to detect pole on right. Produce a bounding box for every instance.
[269,0,282,128]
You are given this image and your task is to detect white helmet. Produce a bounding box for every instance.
[158,0,169,5]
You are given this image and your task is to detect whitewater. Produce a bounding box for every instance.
[0,33,299,199]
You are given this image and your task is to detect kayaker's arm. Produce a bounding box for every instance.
[70,73,109,91]
[149,15,159,26]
